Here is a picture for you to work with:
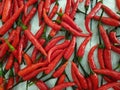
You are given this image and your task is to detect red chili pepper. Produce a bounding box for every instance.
[24,28,47,56]
[18,0,24,7]
[65,0,71,15]
[0,5,24,36]
[45,50,65,74]
[56,20,90,37]
[13,0,19,13]
[38,0,44,25]
[35,80,49,90]
[53,61,68,78]
[64,36,76,60]
[86,77,93,90]
[109,31,120,44]
[85,0,90,14]
[94,69,120,80]
[85,2,102,34]
[102,5,120,20]
[18,62,48,77]
[116,0,120,11]
[72,62,88,89]
[77,36,91,60]
[23,7,37,25]
[45,36,64,52]
[50,82,75,90]
[57,74,66,84]
[44,0,51,14]
[99,24,111,50]
[79,0,84,3]
[22,67,48,81]
[43,8,61,31]
[93,16,120,26]
[97,82,120,90]
[58,13,82,32]
[2,0,12,22]
[47,40,70,63]
[97,47,105,69]
[70,0,79,19]
[0,0,5,16]
[88,45,98,70]
[111,44,120,54]
[5,54,14,71]
[103,49,112,70]
[49,2,59,19]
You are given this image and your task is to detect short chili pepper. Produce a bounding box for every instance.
[99,24,111,50]
[77,36,91,61]
[109,31,120,44]
[88,44,98,70]
[103,49,112,70]
[72,62,88,89]
[102,4,120,20]
[0,5,24,36]
[94,69,120,80]
[111,44,120,54]
[97,82,120,90]
[116,0,120,11]
[65,0,71,15]
[64,36,76,60]
[57,74,66,84]
[85,2,102,34]
[50,82,75,90]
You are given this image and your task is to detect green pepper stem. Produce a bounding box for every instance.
[5,39,15,51]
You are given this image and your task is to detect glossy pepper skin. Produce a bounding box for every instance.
[116,0,120,11]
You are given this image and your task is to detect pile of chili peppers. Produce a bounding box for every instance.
[0,0,120,90]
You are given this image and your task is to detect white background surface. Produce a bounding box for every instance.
[12,0,120,90]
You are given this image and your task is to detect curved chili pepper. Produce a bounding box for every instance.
[102,5,120,20]
[93,16,120,26]
[44,0,51,14]
[23,67,48,81]
[45,50,65,74]
[77,36,91,61]
[72,62,88,89]
[53,61,68,78]
[85,2,102,34]
[99,24,111,50]
[58,13,82,32]
[97,82,120,90]
[64,36,76,60]
[86,77,93,90]
[111,44,120,54]
[103,49,112,70]
[45,36,64,52]
[88,45,98,70]
[97,47,105,69]
[50,82,75,90]
[116,0,120,11]
[0,5,24,36]
[70,0,79,19]
[109,31,120,44]
[5,54,14,70]
[94,69,120,80]
[57,74,66,84]
[2,0,12,22]
[43,8,61,30]
[47,40,70,63]
[65,0,71,15]
[35,80,49,90]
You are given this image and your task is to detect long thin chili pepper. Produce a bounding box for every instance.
[77,36,91,61]
[64,36,76,60]
[50,82,75,90]
[0,0,5,16]
[13,0,19,13]
[102,5,120,20]
[99,24,111,50]
[85,0,90,17]
[18,0,24,7]
[72,62,88,89]
[65,0,71,15]
[103,49,112,70]
[0,5,24,36]
[97,82,120,90]
[2,0,12,22]
[47,40,70,63]
[94,69,120,80]
[57,74,66,84]
[44,0,51,14]
[43,8,61,30]
[111,44,120,54]
[116,0,120,11]
[88,44,98,70]
[93,16,120,26]
[85,2,102,34]
[86,77,93,90]
[52,61,68,78]
[109,31,120,44]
